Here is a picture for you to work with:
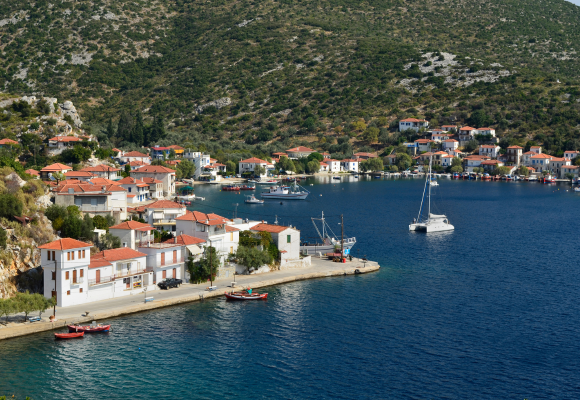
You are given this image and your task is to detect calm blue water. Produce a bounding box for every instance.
[2,178,580,399]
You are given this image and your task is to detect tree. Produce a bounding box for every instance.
[45,204,67,223]
[117,111,134,142]
[0,228,6,249]
[450,165,463,173]
[60,215,83,239]
[518,165,530,176]
[60,145,91,164]
[52,171,65,184]
[34,294,55,318]
[176,159,195,179]
[306,160,320,173]
[81,214,94,241]
[276,156,295,173]
[0,193,23,219]
[395,153,413,171]
[366,157,384,172]
[15,292,37,322]
[451,157,462,167]
[469,110,493,128]
[131,111,145,146]
[93,215,110,230]
[98,232,121,250]
[254,165,266,177]
[352,120,367,132]
[105,117,116,138]
[199,246,220,281]
[574,157,580,167]
[363,127,380,143]
[463,140,479,153]
[225,160,236,173]
[0,298,16,324]
[235,246,272,273]
[307,152,324,162]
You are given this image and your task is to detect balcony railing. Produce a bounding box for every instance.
[88,269,147,286]
[70,277,84,285]
[152,219,176,225]
[160,257,185,267]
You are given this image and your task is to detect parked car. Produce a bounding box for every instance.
[158,278,183,290]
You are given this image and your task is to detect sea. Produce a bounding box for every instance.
[1,177,579,399]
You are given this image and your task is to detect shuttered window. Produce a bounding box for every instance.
[65,271,69,280]
[80,269,84,278]
[67,252,70,261]
[82,250,85,258]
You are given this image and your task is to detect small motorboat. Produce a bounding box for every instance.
[245,194,264,204]
[225,290,268,300]
[68,324,111,333]
[239,185,255,190]
[430,181,439,187]
[332,176,341,180]
[574,187,580,192]
[55,332,84,340]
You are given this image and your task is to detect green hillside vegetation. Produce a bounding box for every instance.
[1,0,580,158]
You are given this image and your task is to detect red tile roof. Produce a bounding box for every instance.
[39,238,92,250]
[127,160,147,167]
[354,152,378,157]
[141,177,163,184]
[251,223,294,233]
[443,139,458,142]
[109,221,154,231]
[477,127,493,130]
[146,200,185,209]
[132,165,176,174]
[400,118,427,122]
[175,210,228,223]
[163,234,206,245]
[225,225,240,232]
[64,171,95,177]
[81,165,120,172]
[507,146,524,149]
[459,126,475,131]
[167,145,185,150]
[414,139,433,143]
[240,157,268,164]
[0,138,18,145]
[479,145,499,148]
[123,151,150,158]
[90,178,120,185]
[92,248,148,262]
[41,163,72,172]
[25,169,39,176]
[88,259,113,269]
[530,153,552,159]
[286,146,314,153]
[49,136,80,142]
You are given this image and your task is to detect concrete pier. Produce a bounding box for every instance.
[0,257,379,341]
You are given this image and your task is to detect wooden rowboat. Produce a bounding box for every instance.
[225,291,268,300]
[55,332,84,340]
[68,324,111,333]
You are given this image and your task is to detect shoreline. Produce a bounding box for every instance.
[0,257,379,341]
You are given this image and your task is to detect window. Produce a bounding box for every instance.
[65,271,69,280]
[123,242,127,248]
[80,269,84,278]
[82,250,85,258]
[52,271,56,280]
[287,235,291,243]
[78,250,81,259]
[80,288,83,293]
[67,252,70,261]
[52,251,55,260]
[47,251,51,261]
[71,252,75,260]
[128,187,132,192]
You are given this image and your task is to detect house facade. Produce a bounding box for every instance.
[458,126,476,142]
[80,165,120,180]
[414,139,434,152]
[131,165,176,196]
[47,136,81,156]
[478,145,501,158]
[40,163,72,180]
[119,151,151,165]
[250,223,301,267]
[564,151,579,161]
[341,159,360,172]
[506,146,523,166]
[109,220,155,249]
[142,200,187,235]
[529,153,552,172]
[54,183,128,222]
[442,139,459,152]
[286,146,315,159]
[550,157,570,177]
[239,157,269,178]
[399,118,429,133]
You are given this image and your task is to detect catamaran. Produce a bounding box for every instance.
[300,212,356,255]
[409,155,454,233]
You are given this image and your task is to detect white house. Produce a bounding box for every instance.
[131,165,176,196]
[117,176,150,203]
[40,239,155,307]
[47,136,81,156]
[463,155,490,172]
[550,157,570,177]
[184,151,211,179]
[522,151,536,167]
[442,139,459,152]
[138,242,186,284]
[64,171,95,182]
[564,150,579,161]
[109,220,155,250]
[40,163,72,180]
[399,118,429,133]
[327,159,342,173]
[119,151,151,165]
[319,162,329,172]
[458,126,476,142]
[126,160,148,170]
[414,139,434,152]
[441,154,454,168]
[529,153,552,172]
[286,146,315,159]
[530,146,542,154]
[239,157,269,178]
[250,223,302,267]
[561,165,579,179]
[431,130,451,142]
[141,177,164,199]
[140,200,187,235]
[80,165,120,180]
[476,127,496,137]
[340,159,360,173]
[53,183,128,222]
[478,145,501,158]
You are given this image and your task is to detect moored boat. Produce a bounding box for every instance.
[239,185,255,190]
[300,212,356,255]
[222,185,241,191]
[68,324,111,333]
[225,290,268,300]
[261,180,309,200]
[55,332,84,340]
[245,194,264,204]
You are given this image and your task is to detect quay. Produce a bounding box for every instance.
[0,256,379,341]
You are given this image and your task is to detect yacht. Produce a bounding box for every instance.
[409,155,454,233]
[261,180,309,200]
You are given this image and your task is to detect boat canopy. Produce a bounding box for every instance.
[429,213,447,220]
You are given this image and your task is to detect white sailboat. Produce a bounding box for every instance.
[409,155,454,233]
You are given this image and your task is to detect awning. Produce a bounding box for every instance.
[152,212,163,219]
[186,245,203,255]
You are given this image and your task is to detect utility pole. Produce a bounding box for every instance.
[341,214,344,262]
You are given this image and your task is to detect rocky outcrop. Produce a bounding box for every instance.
[0,241,42,299]
[196,97,232,113]
[59,100,82,127]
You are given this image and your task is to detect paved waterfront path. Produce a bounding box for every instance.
[0,257,379,340]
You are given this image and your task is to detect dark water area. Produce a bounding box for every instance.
[1,178,579,399]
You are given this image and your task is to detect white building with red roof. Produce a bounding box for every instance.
[442,139,459,152]
[54,182,128,221]
[440,125,458,132]
[25,168,40,178]
[550,157,571,177]
[239,157,269,178]
[119,151,151,165]
[458,126,476,142]
[131,165,176,196]
[64,171,95,182]
[561,165,579,180]
[80,164,120,180]
[476,127,496,137]
[478,145,501,158]
[529,153,552,172]
[117,176,151,203]
[0,138,18,147]
[431,130,451,142]
[564,150,578,161]
[399,118,429,133]
[286,146,315,159]
[250,223,303,267]
[353,152,378,160]
[141,200,187,234]
[414,138,434,152]
[109,220,155,249]
[40,163,72,179]
[47,136,81,156]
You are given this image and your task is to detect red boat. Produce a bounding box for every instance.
[55,332,84,340]
[222,185,240,191]
[68,324,111,333]
[239,185,255,190]
[225,291,268,300]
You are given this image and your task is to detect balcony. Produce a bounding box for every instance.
[88,269,147,286]
[152,219,176,226]
[78,205,108,212]
[160,257,185,267]
[70,277,84,285]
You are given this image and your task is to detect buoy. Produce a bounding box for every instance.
[320,194,322,196]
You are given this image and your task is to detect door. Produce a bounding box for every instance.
[161,252,165,266]
[72,270,77,284]
[126,278,131,289]
[173,250,177,263]
[173,268,176,279]
[162,270,167,279]
[96,269,101,284]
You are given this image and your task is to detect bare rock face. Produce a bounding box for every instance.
[59,100,83,128]
[196,97,232,114]
[5,172,26,190]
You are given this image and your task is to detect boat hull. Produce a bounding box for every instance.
[225,292,268,300]
[68,324,110,333]
[55,332,84,340]
[261,192,308,200]
[409,222,455,233]
[300,240,356,255]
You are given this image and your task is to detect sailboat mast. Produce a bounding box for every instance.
[428,154,432,218]
[417,160,429,222]
[321,211,325,239]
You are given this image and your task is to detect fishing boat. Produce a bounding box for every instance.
[55,332,84,340]
[409,155,454,233]
[68,324,111,333]
[256,180,278,185]
[222,185,241,191]
[300,212,356,255]
[261,180,309,200]
[239,185,255,190]
[225,290,268,300]
[542,175,556,183]
[245,194,264,204]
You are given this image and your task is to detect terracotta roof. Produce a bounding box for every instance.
[530,146,542,149]
[563,165,579,169]
[41,163,72,172]
[54,183,103,193]
[167,145,185,151]
[128,160,147,167]
[109,221,154,231]
[163,234,206,245]
[354,152,378,157]
[459,126,475,131]
[92,248,148,262]
[530,153,552,159]
[175,210,228,223]
[480,160,502,165]
[414,139,433,143]
[272,152,288,156]
[88,259,113,269]
[251,223,294,233]
[113,148,121,152]
[25,169,39,176]
[550,157,567,162]
[507,145,524,149]
[49,136,80,142]
[523,151,536,155]
[400,118,427,122]
[123,151,150,158]
[39,238,91,250]
[225,225,240,232]
[431,129,443,132]
[479,145,499,148]
[151,146,171,151]
[565,150,579,154]
[146,200,186,209]
[90,178,120,185]
[64,171,95,177]
[132,165,176,174]
[116,176,140,184]
[127,194,136,198]
[0,138,18,145]
[80,165,120,172]
[240,157,268,164]
[286,146,314,153]
[477,127,493,130]
[443,139,458,142]
[441,125,458,128]
[141,177,163,184]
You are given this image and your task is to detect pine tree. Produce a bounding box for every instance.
[106,117,116,137]
[132,111,145,146]
[117,111,134,142]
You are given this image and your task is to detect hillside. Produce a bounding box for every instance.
[2,0,580,156]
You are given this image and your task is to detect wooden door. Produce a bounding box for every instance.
[162,270,167,279]
[96,269,101,284]
[173,268,176,279]
[161,252,165,266]
[72,270,77,284]
[173,250,177,263]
